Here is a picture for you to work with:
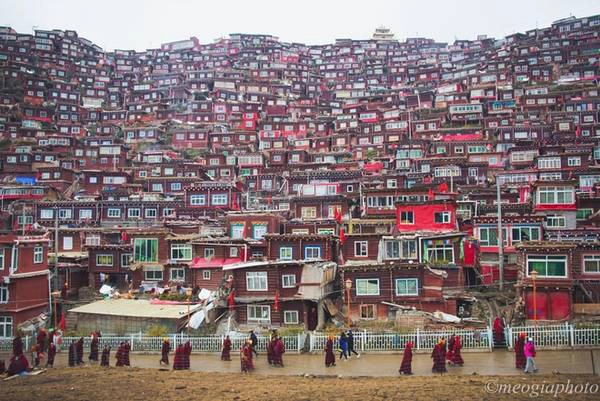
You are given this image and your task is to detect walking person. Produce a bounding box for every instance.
[324,335,336,367]
[515,332,527,369]
[76,337,84,365]
[241,340,254,373]
[446,334,455,364]
[100,345,110,367]
[89,331,100,362]
[339,331,349,360]
[173,344,185,370]
[46,341,56,368]
[399,341,413,375]
[250,330,259,357]
[221,335,232,361]
[431,338,447,373]
[523,337,538,373]
[493,316,505,345]
[347,330,360,358]
[451,335,464,366]
[273,336,285,367]
[160,338,171,366]
[68,340,77,367]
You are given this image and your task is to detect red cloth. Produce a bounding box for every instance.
[274,291,280,312]
[101,346,110,367]
[76,338,84,364]
[339,228,347,245]
[399,342,413,374]
[68,342,77,367]
[451,336,464,366]
[221,338,231,361]
[267,338,275,364]
[446,336,455,362]
[160,340,170,365]
[273,338,285,367]
[515,336,526,369]
[46,343,56,367]
[89,336,99,362]
[59,313,66,331]
[438,182,449,193]
[227,290,235,311]
[183,341,191,369]
[493,317,505,344]
[431,343,447,373]
[173,345,185,370]
[324,338,336,367]
[241,343,254,372]
[36,330,47,353]
[12,336,24,357]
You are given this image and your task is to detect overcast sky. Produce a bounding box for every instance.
[0,0,598,51]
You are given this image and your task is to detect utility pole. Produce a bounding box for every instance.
[496,179,504,290]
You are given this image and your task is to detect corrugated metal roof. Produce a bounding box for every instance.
[69,299,202,319]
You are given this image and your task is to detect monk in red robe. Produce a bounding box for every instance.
[76,337,84,365]
[115,343,124,366]
[46,342,56,367]
[446,334,455,363]
[89,332,100,362]
[68,340,77,367]
[399,341,413,375]
[221,335,232,361]
[515,332,527,369]
[183,341,191,369]
[173,344,185,370]
[324,335,336,367]
[122,341,131,366]
[101,345,110,367]
[431,339,447,373]
[36,329,47,354]
[266,336,275,365]
[241,341,254,372]
[7,354,29,376]
[451,335,464,366]
[13,334,24,357]
[160,338,170,365]
[273,337,285,367]
[493,317,505,345]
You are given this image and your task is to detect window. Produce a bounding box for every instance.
[202,270,211,280]
[434,212,451,223]
[171,183,181,191]
[354,241,368,257]
[190,195,206,205]
[253,225,267,240]
[304,246,321,260]
[247,305,270,323]
[121,253,131,268]
[211,194,228,206]
[170,267,185,281]
[229,247,238,257]
[511,227,541,243]
[284,310,299,324]
[74,209,91,221]
[384,240,417,260]
[40,209,53,219]
[144,266,163,281]
[282,274,296,288]
[399,211,414,224]
[360,304,375,320]
[107,208,121,218]
[133,238,158,262]
[395,278,418,296]
[279,247,293,260]
[527,255,567,278]
[128,208,141,218]
[246,272,268,291]
[537,186,574,204]
[62,236,73,251]
[387,179,397,189]
[96,254,113,266]
[301,207,317,219]
[170,244,192,261]
[576,209,593,221]
[204,248,215,258]
[33,246,43,264]
[86,235,100,246]
[538,157,561,169]
[546,215,566,228]
[426,243,454,263]
[0,250,4,271]
[567,157,581,167]
[163,208,175,217]
[583,255,600,273]
[317,228,335,235]
[145,209,157,218]
[58,209,72,219]
[0,286,7,303]
[0,316,12,338]
[356,278,380,296]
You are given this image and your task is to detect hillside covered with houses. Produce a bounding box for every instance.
[0,14,599,338]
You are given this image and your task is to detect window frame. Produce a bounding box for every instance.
[247,305,271,323]
[282,274,296,288]
[133,238,158,263]
[283,310,299,324]
[279,246,293,261]
[395,278,419,296]
[246,271,268,291]
[355,278,380,296]
[354,241,368,257]
[583,255,600,274]
[96,254,114,267]
[170,243,192,261]
[169,267,185,282]
[33,246,44,264]
[304,246,321,260]
[527,255,568,278]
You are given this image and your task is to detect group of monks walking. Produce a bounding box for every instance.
[429,334,464,374]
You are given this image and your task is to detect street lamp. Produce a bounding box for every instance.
[531,270,538,323]
[186,287,193,336]
[345,279,352,327]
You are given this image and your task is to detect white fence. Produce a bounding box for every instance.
[309,328,492,352]
[508,323,600,349]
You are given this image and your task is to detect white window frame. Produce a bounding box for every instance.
[304,246,321,260]
[246,271,268,291]
[96,254,114,267]
[279,246,293,261]
[359,304,375,320]
[128,208,141,218]
[121,253,131,268]
[0,286,8,304]
[282,274,296,288]
[283,310,299,324]
[0,316,12,338]
[583,255,600,274]
[190,194,206,206]
[247,305,271,323]
[355,278,380,296]
[169,267,185,282]
[107,208,121,218]
[78,209,92,220]
[527,255,567,278]
[144,208,157,218]
[33,246,43,264]
[170,243,192,261]
[211,194,228,206]
[395,278,419,296]
[354,241,368,257]
[144,266,163,281]
[434,211,451,223]
[202,270,211,280]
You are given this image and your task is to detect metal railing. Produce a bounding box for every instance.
[308,328,492,352]
[508,323,600,349]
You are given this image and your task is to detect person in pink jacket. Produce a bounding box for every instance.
[523,337,538,373]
